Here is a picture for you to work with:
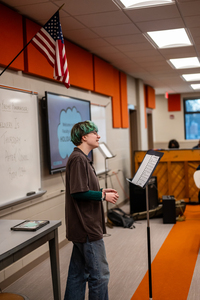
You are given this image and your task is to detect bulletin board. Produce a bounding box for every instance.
[0,85,45,209]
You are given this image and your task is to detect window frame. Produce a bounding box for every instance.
[183,97,200,140]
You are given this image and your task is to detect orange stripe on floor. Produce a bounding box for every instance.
[131,205,200,300]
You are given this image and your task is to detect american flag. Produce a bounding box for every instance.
[31,11,70,88]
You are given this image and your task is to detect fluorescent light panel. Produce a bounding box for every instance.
[191,84,200,90]
[182,73,200,81]
[146,28,192,49]
[116,0,174,9]
[169,57,200,69]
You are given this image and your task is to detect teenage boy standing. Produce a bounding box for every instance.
[64,120,119,300]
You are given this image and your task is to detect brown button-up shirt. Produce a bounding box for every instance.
[65,147,106,243]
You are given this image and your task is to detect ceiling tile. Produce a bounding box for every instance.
[159,46,197,59]
[1,0,49,7]
[91,23,140,37]
[178,0,198,2]
[77,38,111,50]
[144,64,174,72]
[63,28,99,41]
[100,51,133,61]
[10,2,59,22]
[136,18,185,32]
[75,11,131,27]
[117,65,147,73]
[195,45,200,52]
[104,34,147,45]
[178,1,200,16]
[185,15,200,27]
[176,67,200,74]
[138,60,168,68]
[115,42,154,52]
[52,0,118,15]
[90,46,120,54]
[97,52,128,63]
[110,59,140,68]
[128,71,151,78]
[125,4,180,22]
[189,27,200,38]
[125,49,158,58]
[60,16,85,30]
[149,69,178,76]
[134,55,165,63]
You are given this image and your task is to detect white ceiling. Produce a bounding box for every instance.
[2,0,200,95]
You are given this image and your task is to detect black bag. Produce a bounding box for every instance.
[107,208,135,229]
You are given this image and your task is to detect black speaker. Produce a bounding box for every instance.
[130,176,158,214]
[162,195,176,224]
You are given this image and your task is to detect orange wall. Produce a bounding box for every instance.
[65,40,94,91]
[168,94,181,111]
[94,56,114,96]
[25,18,55,79]
[145,85,156,109]
[25,19,94,90]
[112,68,121,128]
[120,72,129,128]
[0,3,24,71]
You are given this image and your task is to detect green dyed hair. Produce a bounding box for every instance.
[71,120,98,146]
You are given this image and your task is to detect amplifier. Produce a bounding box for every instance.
[129,176,158,214]
[162,195,176,224]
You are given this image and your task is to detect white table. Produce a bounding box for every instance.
[0,219,62,300]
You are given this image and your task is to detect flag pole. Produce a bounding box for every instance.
[0,40,32,76]
[0,3,65,77]
[58,3,65,10]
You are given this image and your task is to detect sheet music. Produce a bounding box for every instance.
[131,154,160,188]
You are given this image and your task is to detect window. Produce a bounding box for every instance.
[184,98,200,139]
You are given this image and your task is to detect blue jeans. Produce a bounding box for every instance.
[64,238,110,300]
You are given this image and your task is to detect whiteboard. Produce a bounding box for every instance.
[0,85,45,209]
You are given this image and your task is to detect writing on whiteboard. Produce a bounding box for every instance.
[0,99,30,183]
[0,87,42,207]
[1,99,29,113]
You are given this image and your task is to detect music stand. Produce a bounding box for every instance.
[98,142,115,216]
[127,150,164,300]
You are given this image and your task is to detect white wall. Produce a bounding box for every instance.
[136,79,148,150]
[153,93,200,149]
[127,75,137,106]
[127,77,149,151]
[0,68,134,283]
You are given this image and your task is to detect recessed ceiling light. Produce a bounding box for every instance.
[113,0,174,9]
[169,57,200,69]
[182,73,200,81]
[146,28,192,49]
[191,84,200,90]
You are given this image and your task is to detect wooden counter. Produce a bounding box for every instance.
[134,149,200,202]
